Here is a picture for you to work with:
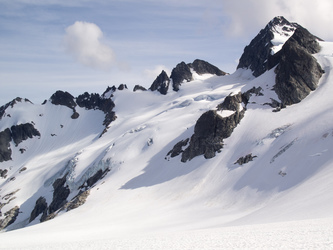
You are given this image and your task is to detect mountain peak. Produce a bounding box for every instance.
[268,16,291,28]
[237,16,298,77]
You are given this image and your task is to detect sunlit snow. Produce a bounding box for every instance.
[1,42,333,249]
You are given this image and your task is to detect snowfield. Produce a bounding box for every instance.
[1,42,333,249]
[2,217,333,249]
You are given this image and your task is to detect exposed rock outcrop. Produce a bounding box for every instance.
[29,197,48,223]
[50,91,78,119]
[85,168,110,188]
[76,92,115,121]
[50,91,76,110]
[234,154,257,165]
[181,109,245,162]
[188,59,227,76]
[0,123,40,162]
[0,169,8,178]
[166,138,189,158]
[0,206,20,230]
[181,93,245,162]
[117,84,128,90]
[273,27,324,105]
[48,174,70,215]
[75,91,117,134]
[133,85,147,92]
[0,128,12,162]
[171,62,193,91]
[216,92,243,111]
[10,123,41,146]
[149,70,170,95]
[64,190,90,212]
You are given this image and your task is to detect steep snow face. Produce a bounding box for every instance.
[0,40,333,250]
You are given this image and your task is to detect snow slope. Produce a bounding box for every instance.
[0,42,333,249]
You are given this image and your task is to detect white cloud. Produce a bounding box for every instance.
[64,21,116,71]
[216,0,333,40]
[144,65,171,81]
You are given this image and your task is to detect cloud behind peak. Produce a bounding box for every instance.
[64,21,116,71]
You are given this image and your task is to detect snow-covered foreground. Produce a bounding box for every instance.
[1,40,333,249]
[1,217,333,249]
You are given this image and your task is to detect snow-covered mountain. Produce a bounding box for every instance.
[1,16,333,248]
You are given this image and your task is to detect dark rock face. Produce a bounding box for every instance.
[76,92,116,129]
[101,86,117,98]
[0,123,40,162]
[133,85,147,92]
[10,123,41,146]
[234,154,257,165]
[29,197,48,223]
[0,206,20,230]
[118,84,128,90]
[50,91,78,119]
[86,168,109,187]
[188,59,226,76]
[166,138,189,158]
[171,62,193,91]
[149,70,170,95]
[50,91,76,110]
[273,27,324,105]
[181,109,245,162]
[48,175,70,214]
[0,129,12,162]
[217,93,243,111]
[76,92,115,113]
[180,92,246,162]
[237,16,295,77]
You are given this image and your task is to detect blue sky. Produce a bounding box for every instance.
[1,0,333,105]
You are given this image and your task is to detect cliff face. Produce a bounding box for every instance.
[273,26,324,105]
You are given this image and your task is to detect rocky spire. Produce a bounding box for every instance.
[149,70,170,95]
